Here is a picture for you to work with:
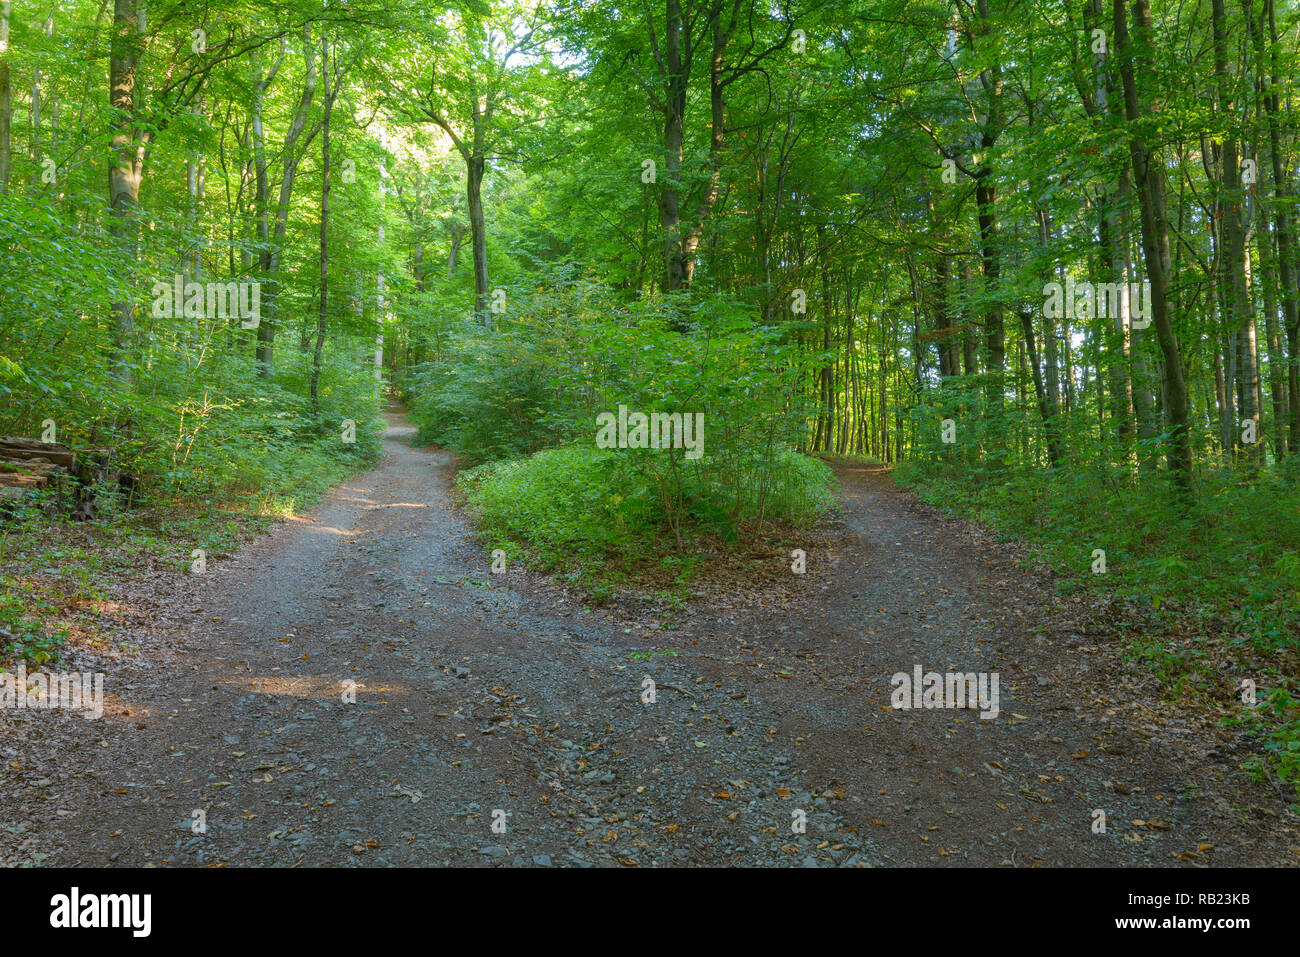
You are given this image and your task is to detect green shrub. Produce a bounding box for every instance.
[459,438,835,593]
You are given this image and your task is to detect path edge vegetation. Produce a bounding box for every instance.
[0,411,384,670]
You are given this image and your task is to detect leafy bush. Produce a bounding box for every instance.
[405,336,564,462]
[459,445,646,575]
[459,439,835,593]
[412,274,836,593]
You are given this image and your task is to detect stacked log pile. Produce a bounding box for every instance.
[0,437,138,518]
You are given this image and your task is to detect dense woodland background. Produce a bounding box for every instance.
[1,1,1298,791]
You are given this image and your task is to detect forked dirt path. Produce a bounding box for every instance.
[5,410,1297,866]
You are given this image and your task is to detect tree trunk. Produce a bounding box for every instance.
[108,0,145,388]
[971,0,1006,406]
[1259,226,1289,452]
[1096,29,1158,467]
[257,32,317,377]
[975,175,1004,406]
[658,0,690,291]
[1020,308,1063,466]
[1212,0,1261,466]
[0,2,10,193]
[376,155,386,382]
[310,29,333,415]
[1098,171,1136,457]
[446,223,463,278]
[1038,209,1061,418]
[467,153,490,324]
[1114,0,1193,488]
[961,261,979,377]
[1255,0,1300,455]
[934,253,958,377]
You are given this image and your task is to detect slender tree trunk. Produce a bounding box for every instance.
[1032,208,1065,462]
[310,28,333,415]
[817,226,836,451]
[1213,0,1261,466]
[677,4,734,288]
[447,224,463,278]
[108,0,145,387]
[1235,291,1263,463]
[1214,349,1228,452]
[975,175,1004,406]
[1038,209,1061,417]
[1254,0,1300,454]
[467,152,490,324]
[934,252,958,378]
[1100,39,1158,466]
[376,149,386,381]
[1114,0,1193,488]
[961,261,978,377]
[880,342,890,462]
[658,0,690,291]
[251,44,275,348]
[1259,222,1290,453]
[970,0,1006,406]
[0,2,11,193]
[257,32,317,377]
[1214,280,1237,454]
[1020,308,1064,466]
[1099,174,1136,457]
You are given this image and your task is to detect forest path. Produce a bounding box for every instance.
[6,410,1296,866]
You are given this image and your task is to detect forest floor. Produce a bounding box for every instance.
[3,408,1298,867]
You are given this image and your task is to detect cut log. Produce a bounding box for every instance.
[0,473,51,488]
[0,469,56,511]
[0,445,73,516]
[0,437,77,470]
[0,460,63,476]
[0,438,136,520]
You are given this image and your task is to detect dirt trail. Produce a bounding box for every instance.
[4,410,1296,866]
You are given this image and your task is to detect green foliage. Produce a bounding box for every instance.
[0,583,68,667]
[896,451,1300,651]
[460,435,834,596]
[414,274,835,592]
[406,335,564,462]
[897,436,1300,791]
[459,445,644,582]
[1226,688,1300,806]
